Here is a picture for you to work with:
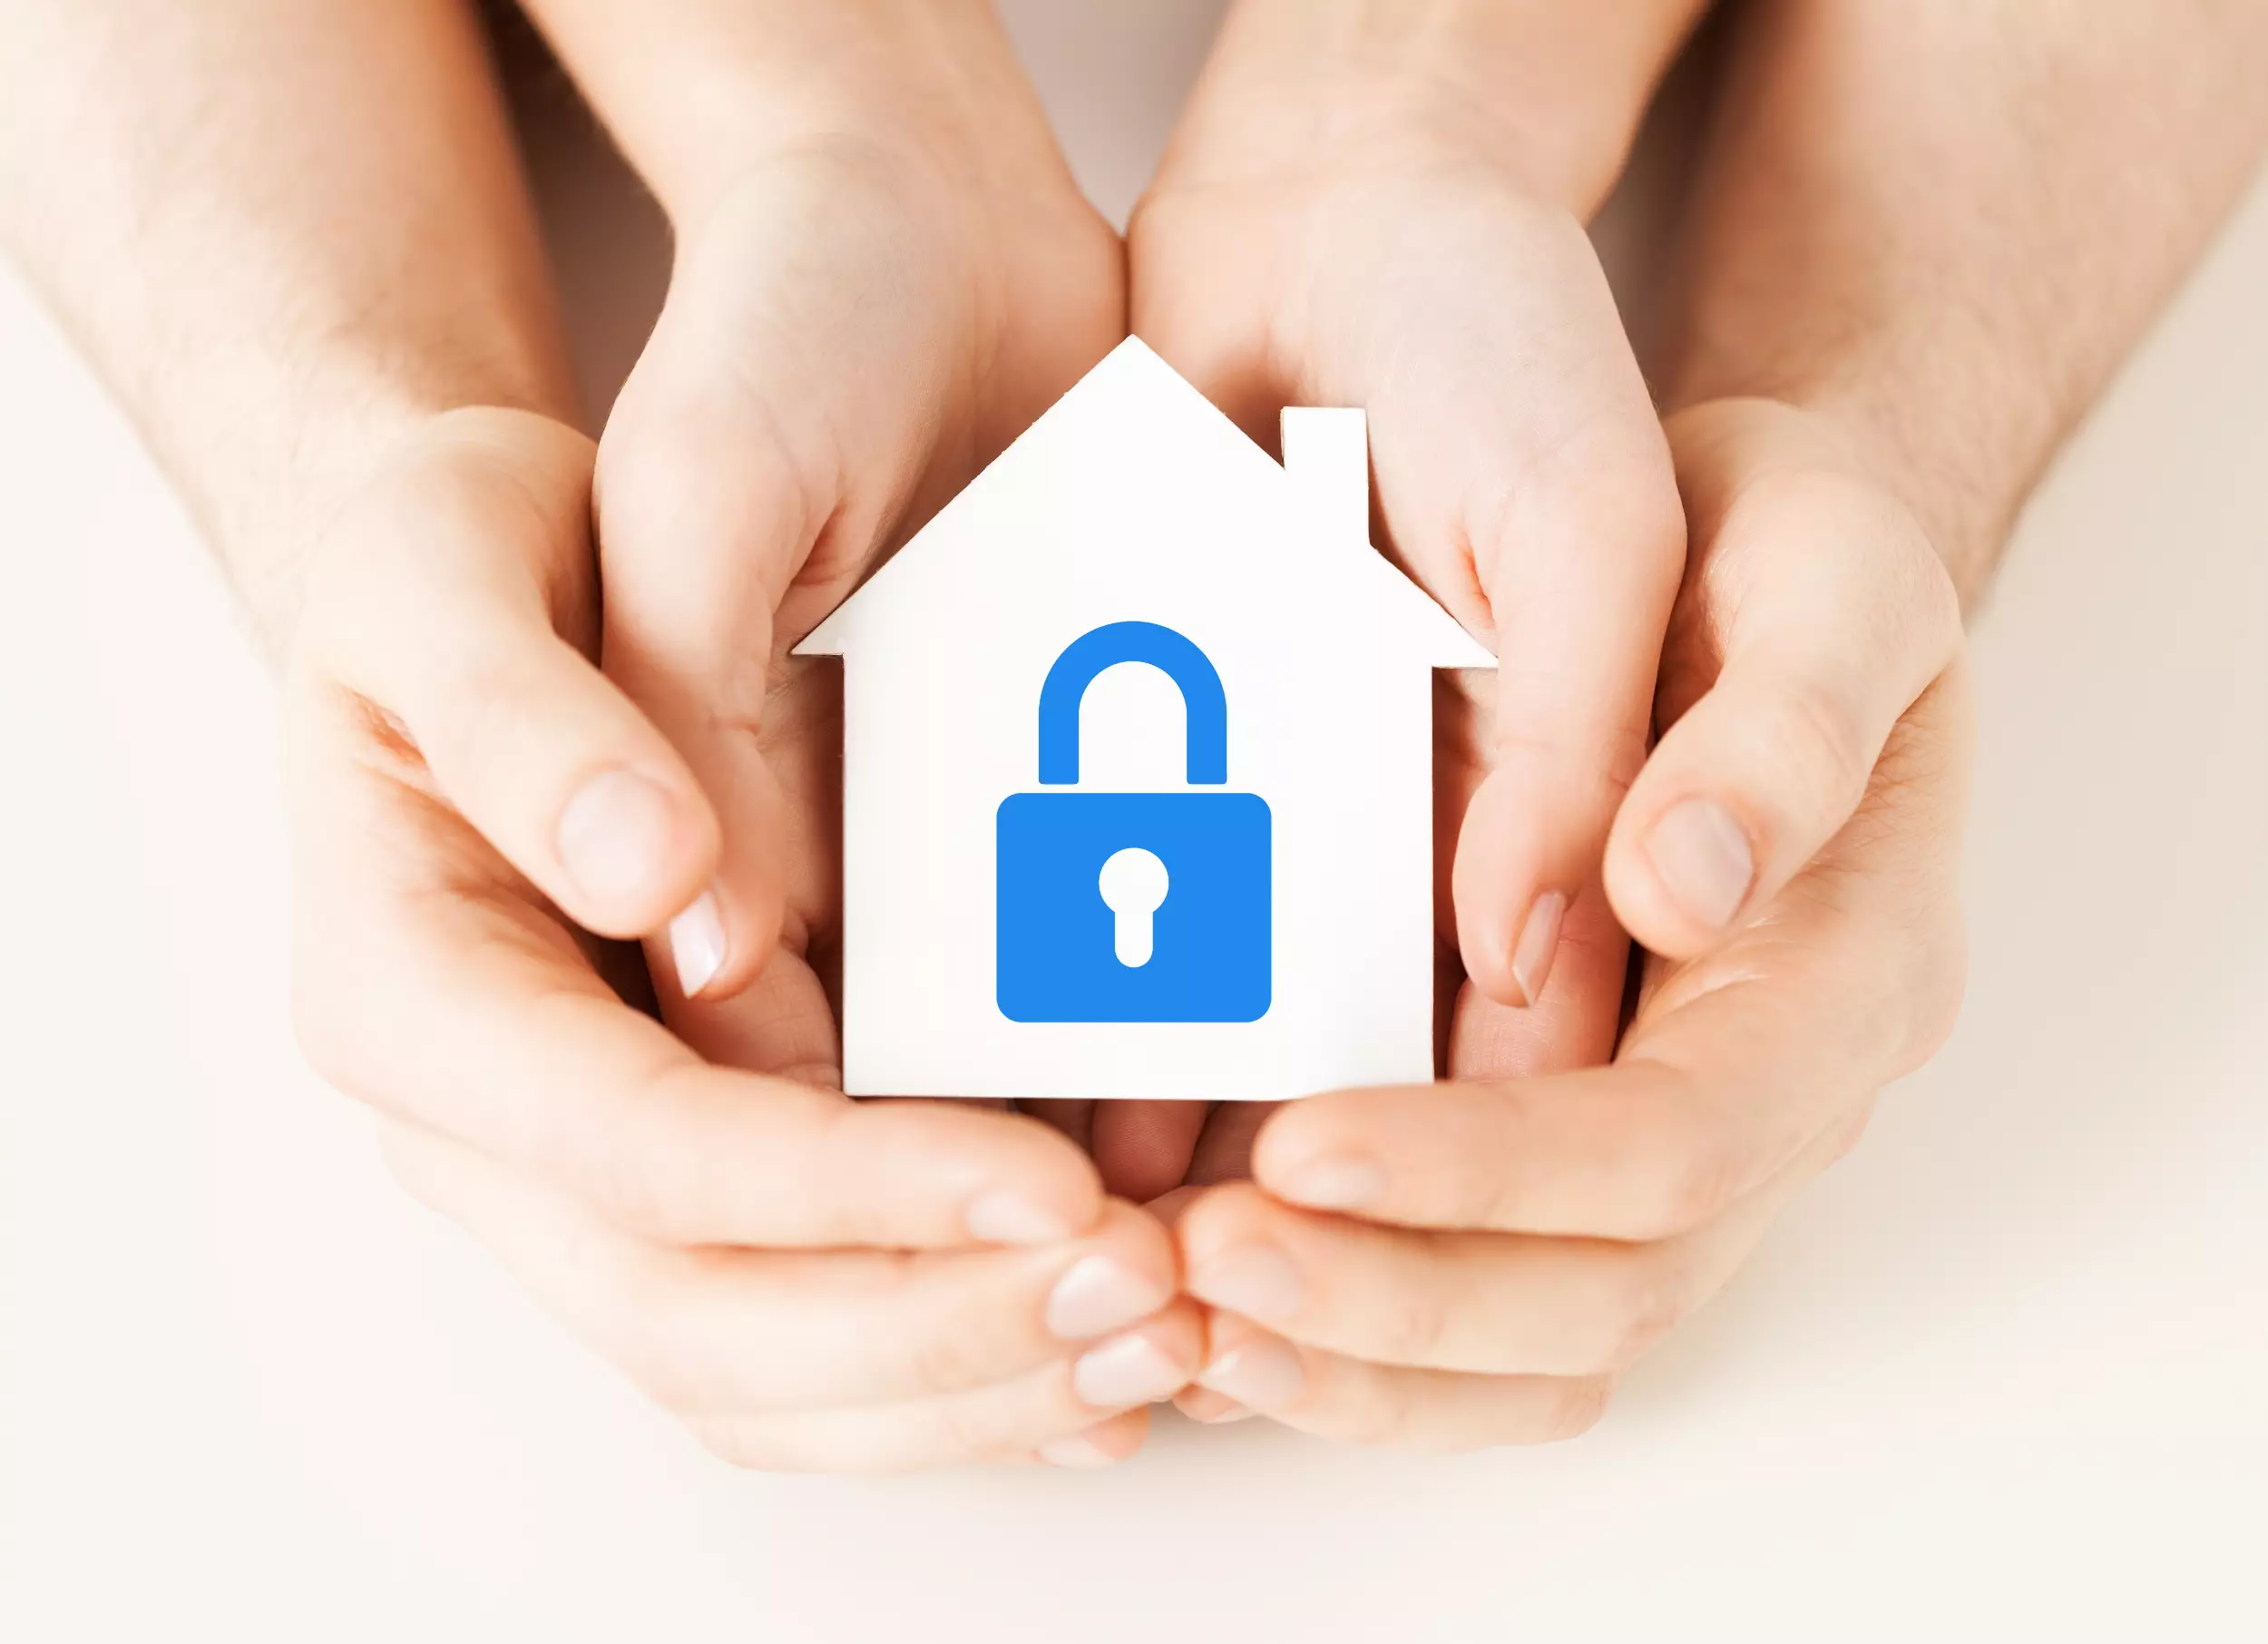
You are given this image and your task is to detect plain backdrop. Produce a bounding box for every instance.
[4,5,2264,1640]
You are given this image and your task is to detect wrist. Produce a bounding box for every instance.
[1792,384,2030,612]
[523,0,1080,235]
[1672,382,2016,612]
[1160,0,1707,216]
[218,376,575,662]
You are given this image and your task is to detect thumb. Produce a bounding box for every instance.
[590,165,976,1009]
[1605,400,1966,957]
[1434,320,1686,1011]
[300,408,720,942]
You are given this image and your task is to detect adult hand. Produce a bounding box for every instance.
[1066,4,1694,1195]
[1170,398,1970,1444]
[287,409,1199,1473]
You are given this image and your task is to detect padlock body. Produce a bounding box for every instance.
[997,791,1271,1023]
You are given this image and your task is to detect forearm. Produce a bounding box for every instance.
[1660,0,2268,601]
[0,0,573,652]
[1159,0,1711,215]
[514,0,1070,226]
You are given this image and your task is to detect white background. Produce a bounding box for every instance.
[5,5,2264,1639]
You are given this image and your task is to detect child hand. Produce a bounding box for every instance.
[1065,17,1688,1192]
[579,17,1125,1063]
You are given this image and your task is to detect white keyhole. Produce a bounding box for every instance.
[1099,847,1169,967]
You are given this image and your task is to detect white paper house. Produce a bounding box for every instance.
[797,338,1494,1102]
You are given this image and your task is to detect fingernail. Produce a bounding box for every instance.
[964,1190,1076,1247]
[1200,1334,1305,1410]
[1647,798,1755,930]
[1073,1332,1188,1407]
[556,768,676,905]
[1508,889,1568,1008]
[1276,1155,1384,1211]
[1047,1255,1170,1340]
[1037,1430,1121,1469]
[668,890,727,997]
[1176,1387,1255,1424]
[1189,1244,1302,1322]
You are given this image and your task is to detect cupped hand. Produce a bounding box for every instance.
[1168,398,1971,1445]
[1067,43,1687,1194]
[591,62,1126,1062]
[286,408,1199,1472]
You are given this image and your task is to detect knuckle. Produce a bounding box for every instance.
[1336,1366,1427,1451]
[1372,1269,1454,1366]
[1590,1254,1689,1372]
[1640,1104,1748,1239]
[1888,515,1967,656]
[1749,680,1872,835]
[598,386,827,575]
[577,1094,709,1247]
[899,1293,1011,1399]
[805,1101,889,1247]
[927,1386,1025,1467]
[587,1158,699,1248]
[1546,1375,1616,1443]
[594,423,699,535]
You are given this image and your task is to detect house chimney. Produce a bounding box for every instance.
[1280,406,1372,552]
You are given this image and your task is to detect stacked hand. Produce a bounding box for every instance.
[288,10,1970,1467]
[25,0,2237,1477]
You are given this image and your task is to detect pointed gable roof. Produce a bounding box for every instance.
[798,337,1494,670]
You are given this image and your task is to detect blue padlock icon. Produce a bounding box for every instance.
[997,622,1272,1023]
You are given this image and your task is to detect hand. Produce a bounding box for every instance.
[1168,398,1970,1446]
[1062,23,1688,1194]
[287,409,1199,1473]
[588,34,1127,1047]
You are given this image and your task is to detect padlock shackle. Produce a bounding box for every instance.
[1036,621,1227,785]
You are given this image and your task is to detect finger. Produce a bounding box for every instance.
[301,408,719,940]
[382,1120,1179,1407]
[1089,1101,1215,1201]
[684,1303,1203,1474]
[1250,930,1872,1246]
[1251,674,1971,1242]
[1605,400,1965,956]
[288,726,1102,1248]
[1428,236,1685,1010]
[1183,1099,1278,1185]
[592,160,1065,1009]
[1183,1107,1862,1375]
[1170,1385,1255,1425]
[1026,1409,1155,1470]
[1246,1028,1847,1246]
[1443,880,1631,1083]
[1194,1314,1610,1453]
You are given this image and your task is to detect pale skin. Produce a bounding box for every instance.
[4,0,2263,1466]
